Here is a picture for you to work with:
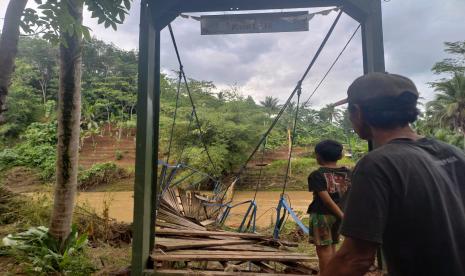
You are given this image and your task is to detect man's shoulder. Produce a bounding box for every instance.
[361,138,441,160]
[355,137,465,173]
[422,138,465,157]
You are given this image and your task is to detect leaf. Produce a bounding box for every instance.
[37,3,52,10]
[82,26,92,41]
[119,10,126,22]
[124,0,131,10]
[42,9,54,18]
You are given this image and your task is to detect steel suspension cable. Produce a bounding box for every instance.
[217,10,343,202]
[302,24,361,107]
[178,110,194,162]
[165,70,183,164]
[236,10,343,177]
[168,24,218,175]
[252,139,267,201]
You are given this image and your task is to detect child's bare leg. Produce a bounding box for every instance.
[316,245,334,273]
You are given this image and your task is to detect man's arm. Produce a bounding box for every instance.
[318,191,344,219]
[321,237,377,276]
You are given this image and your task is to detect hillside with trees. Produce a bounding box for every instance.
[1,37,464,190]
[0,36,370,184]
[0,1,463,272]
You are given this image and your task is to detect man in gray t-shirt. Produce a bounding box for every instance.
[322,73,465,276]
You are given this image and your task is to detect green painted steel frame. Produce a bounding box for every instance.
[132,0,385,274]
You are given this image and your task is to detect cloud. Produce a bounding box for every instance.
[2,0,464,106]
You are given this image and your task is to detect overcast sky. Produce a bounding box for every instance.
[1,0,464,107]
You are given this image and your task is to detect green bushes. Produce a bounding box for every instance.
[0,122,57,180]
[78,162,127,191]
[115,150,123,160]
[2,225,95,275]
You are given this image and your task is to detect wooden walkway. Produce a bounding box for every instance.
[153,228,317,274]
[151,188,318,275]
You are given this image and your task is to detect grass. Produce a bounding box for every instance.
[87,177,134,192]
[87,242,131,275]
[0,186,132,275]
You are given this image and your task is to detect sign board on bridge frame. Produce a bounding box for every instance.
[201,11,309,35]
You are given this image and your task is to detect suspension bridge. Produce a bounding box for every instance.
[132,0,385,274]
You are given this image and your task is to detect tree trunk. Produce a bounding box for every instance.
[49,0,83,245]
[39,78,48,114]
[0,0,28,124]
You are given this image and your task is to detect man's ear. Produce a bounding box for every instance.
[349,104,371,140]
[352,104,363,122]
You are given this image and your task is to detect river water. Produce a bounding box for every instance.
[77,191,312,228]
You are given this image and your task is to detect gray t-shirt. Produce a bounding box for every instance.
[341,138,465,276]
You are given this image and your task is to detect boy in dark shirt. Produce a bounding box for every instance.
[307,139,351,273]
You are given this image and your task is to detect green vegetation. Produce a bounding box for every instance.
[2,225,95,275]
[1,37,464,190]
[419,41,465,149]
[0,122,56,180]
[78,162,127,191]
[0,36,369,185]
[0,185,132,274]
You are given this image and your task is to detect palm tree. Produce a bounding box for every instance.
[260,96,281,118]
[427,73,465,150]
[319,104,342,124]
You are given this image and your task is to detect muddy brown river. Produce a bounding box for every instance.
[77,191,312,228]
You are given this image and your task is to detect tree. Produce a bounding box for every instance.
[16,0,132,245]
[427,73,465,150]
[0,60,43,137]
[17,37,59,110]
[49,0,85,245]
[318,104,342,124]
[0,0,29,123]
[432,41,465,75]
[260,96,280,118]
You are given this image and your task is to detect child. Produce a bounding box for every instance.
[307,140,351,274]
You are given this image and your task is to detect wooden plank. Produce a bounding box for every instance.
[263,238,299,247]
[157,208,206,231]
[202,236,242,241]
[155,269,305,276]
[155,239,253,251]
[161,190,181,214]
[155,229,266,239]
[156,221,191,230]
[155,237,214,243]
[252,262,275,273]
[200,219,216,226]
[282,261,320,273]
[152,253,315,262]
[160,250,312,257]
[205,244,280,252]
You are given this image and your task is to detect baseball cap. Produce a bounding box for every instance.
[333,72,419,106]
